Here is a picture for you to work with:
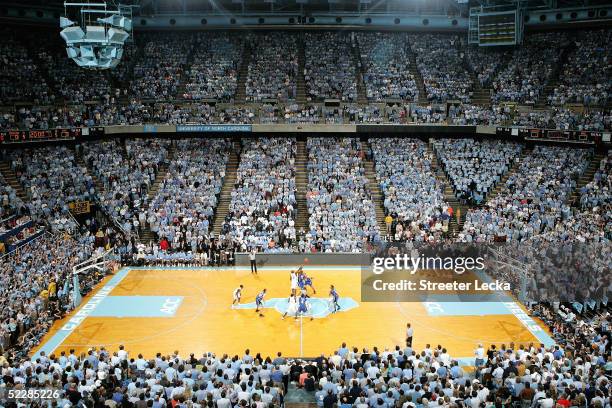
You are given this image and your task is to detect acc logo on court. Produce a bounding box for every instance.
[161,297,183,314]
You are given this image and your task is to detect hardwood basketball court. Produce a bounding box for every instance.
[32,266,554,363]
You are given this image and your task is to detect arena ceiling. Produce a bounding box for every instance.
[3,0,610,15]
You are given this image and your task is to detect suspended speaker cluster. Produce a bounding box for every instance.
[60,2,132,69]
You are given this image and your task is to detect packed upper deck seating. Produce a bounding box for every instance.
[357,32,418,102]
[0,30,53,105]
[131,33,193,100]
[548,29,612,107]
[409,34,472,103]
[465,47,510,89]
[304,32,357,102]
[491,33,567,104]
[245,33,298,102]
[183,34,242,102]
[448,104,512,126]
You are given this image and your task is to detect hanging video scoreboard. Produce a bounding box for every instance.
[478,11,518,46]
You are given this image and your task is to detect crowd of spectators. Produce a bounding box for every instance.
[448,104,512,126]
[0,302,608,407]
[305,138,379,252]
[81,139,170,234]
[245,33,298,102]
[2,318,611,407]
[549,29,611,107]
[0,175,24,220]
[221,138,297,252]
[10,146,94,233]
[434,139,522,204]
[492,33,567,104]
[0,223,116,357]
[357,32,419,102]
[465,47,510,88]
[408,105,447,124]
[283,104,321,124]
[578,151,611,211]
[511,108,612,131]
[304,32,357,102]
[371,138,450,242]
[146,138,229,253]
[0,30,53,105]
[46,55,118,104]
[409,34,472,103]
[131,33,193,100]
[184,34,242,102]
[459,145,592,242]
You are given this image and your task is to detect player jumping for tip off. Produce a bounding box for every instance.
[330,285,340,313]
[255,288,266,317]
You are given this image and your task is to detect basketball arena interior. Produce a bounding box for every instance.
[0,0,610,406]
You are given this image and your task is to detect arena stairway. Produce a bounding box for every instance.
[362,142,388,235]
[73,147,105,196]
[72,143,136,234]
[568,152,605,207]
[534,42,575,109]
[284,383,317,408]
[468,71,491,106]
[235,43,252,103]
[352,40,368,105]
[137,143,177,242]
[483,145,533,204]
[0,162,27,202]
[427,144,467,237]
[211,142,241,235]
[296,36,307,104]
[146,143,176,202]
[461,50,494,107]
[406,46,428,104]
[295,140,309,237]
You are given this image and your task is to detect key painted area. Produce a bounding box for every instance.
[89,296,184,317]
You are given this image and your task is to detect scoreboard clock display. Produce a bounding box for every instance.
[0,128,83,144]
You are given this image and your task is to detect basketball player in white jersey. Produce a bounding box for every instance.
[290,269,299,296]
[281,294,298,320]
[232,284,243,307]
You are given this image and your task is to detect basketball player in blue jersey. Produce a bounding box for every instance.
[297,293,314,321]
[329,285,340,313]
[255,288,267,317]
[303,274,316,294]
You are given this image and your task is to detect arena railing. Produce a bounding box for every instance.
[0,229,51,261]
[0,124,608,146]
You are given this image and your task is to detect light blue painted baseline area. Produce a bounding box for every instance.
[89,296,184,317]
[423,301,513,316]
[31,268,132,361]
